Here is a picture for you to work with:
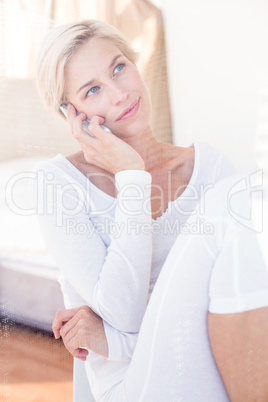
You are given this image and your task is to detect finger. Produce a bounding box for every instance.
[70,348,88,361]
[59,306,90,341]
[66,103,76,122]
[59,314,80,340]
[52,306,82,339]
[81,120,96,137]
[61,325,78,353]
[67,103,93,140]
[90,115,106,126]
[88,116,107,136]
[77,347,89,360]
[62,326,89,359]
[72,112,96,141]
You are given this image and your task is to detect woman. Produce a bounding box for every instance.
[32,20,268,401]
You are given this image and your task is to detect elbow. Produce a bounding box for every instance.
[97,293,148,333]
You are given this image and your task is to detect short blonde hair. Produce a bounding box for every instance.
[36,20,137,115]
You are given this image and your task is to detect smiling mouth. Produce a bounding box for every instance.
[116,99,140,121]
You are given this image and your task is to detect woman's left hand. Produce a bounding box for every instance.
[52,305,109,361]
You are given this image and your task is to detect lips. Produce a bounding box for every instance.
[116,98,140,121]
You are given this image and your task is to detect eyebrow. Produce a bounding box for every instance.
[76,54,123,94]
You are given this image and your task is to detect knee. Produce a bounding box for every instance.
[201,174,262,232]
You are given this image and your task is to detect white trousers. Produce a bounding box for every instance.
[90,175,268,401]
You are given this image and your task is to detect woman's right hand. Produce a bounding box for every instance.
[67,104,145,175]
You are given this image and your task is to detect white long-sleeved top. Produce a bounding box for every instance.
[29,141,236,400]
[29,164,153,333]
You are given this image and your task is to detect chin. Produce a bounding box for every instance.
[113,109,151,139]
[114,120,150,139]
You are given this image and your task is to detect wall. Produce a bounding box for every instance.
[162,0,268,175]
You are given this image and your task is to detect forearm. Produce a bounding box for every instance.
[57,276,139,361]
[103,320,138,361]
[30,164,152,332]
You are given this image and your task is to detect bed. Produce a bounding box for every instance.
[0,79,81,331]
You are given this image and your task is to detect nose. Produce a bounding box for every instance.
[108,82,129,106]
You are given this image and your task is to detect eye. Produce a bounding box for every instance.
[86,86,99,97]
[114,63,125,75]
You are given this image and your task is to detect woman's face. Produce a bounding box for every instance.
[64,38,152,138]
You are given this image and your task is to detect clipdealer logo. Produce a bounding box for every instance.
[227,170,263,233]
[5,169,215,224]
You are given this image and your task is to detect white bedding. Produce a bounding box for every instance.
[0,156,64,330]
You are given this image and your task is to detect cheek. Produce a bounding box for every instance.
[90,103,110,121]
[144,84,152,108]
[133,74,145,90]
[78,98,108,120]
[136,76,151,108]
[141,83,152,119]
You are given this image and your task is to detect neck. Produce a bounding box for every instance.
[122,125,163,171]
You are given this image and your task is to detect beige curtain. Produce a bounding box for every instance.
[0,0,172,160]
